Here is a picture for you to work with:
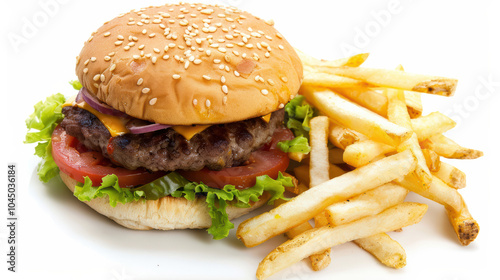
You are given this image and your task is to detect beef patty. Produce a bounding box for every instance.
[60,106,285,172]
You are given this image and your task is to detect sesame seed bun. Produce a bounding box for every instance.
[60,171,270,230]
[75,3,303,125]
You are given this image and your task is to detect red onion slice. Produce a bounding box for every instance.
[126,119,171,134]
[80,87,127,118]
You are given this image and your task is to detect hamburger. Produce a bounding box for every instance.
[26,3,304,239]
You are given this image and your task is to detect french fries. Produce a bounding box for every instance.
[420,134,483,159]
[313,66,458,96]
[301,87,412,146]
[237,150,417,247]
[308,116,332,270]
[256,202,428,279]
[237,51,483,277]
[343,140,395,167]
[353,233,407,269]
[411,112,456,141]
[432,161,466,189]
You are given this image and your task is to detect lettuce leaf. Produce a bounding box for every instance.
[69,80,82,90]
[277,135,311,153]
[25,93,66,182]
[172,172,292,239]
[284,95,316,138]
[73,172,292,240]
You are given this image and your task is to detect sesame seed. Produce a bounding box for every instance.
[202,75,211,80]
[115,41,123,46]
[142,87,151,94]
[255,75,260,82]
[172,74,181,80]
[218,64,225,70]
[200,8,214,15]
[100,74,105,82]
[218,47,227,53]
[261,89,269,95]
[117,35,124,40]
[162,55,170,60]
[205,99,211,107]
[90,57,97,62]
[265,52,270,58]
[137,78,144,86]
[142,29,147,34]
[184,61,190,69]
[206,50,212,56]
[168,43,176,48]
[221,76,226,83]
[104,56,111,61]
[149,98,157,105]
[84,59,90,66]
[281,76,288,82]
[149,33,156,38]
[83,68,88,74]
[225,65,230,72]
[222,85,229,94]
[225,34,234,40]
[193,59,202,65]
[276,33,283,39]
[153,48,160,53]
[213,59,221,64]
[110,64,116,71]
[124,46,131,51]
[104,32,111,37]
[245,44,253,48]
[193,99,198,106]
[278,45,284,50]
[279,103,285,108]
[234,70,240,77]
[93,83,99,88]
[93,74,100,81]
[268,79,275,85]
[133,55,140,60]
[128,42,135,47]
[152,56,157,64]
[223,96,228,104]
[138,44,145,50]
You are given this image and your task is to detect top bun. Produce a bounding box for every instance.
[75,3,303,125]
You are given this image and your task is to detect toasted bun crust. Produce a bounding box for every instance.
[76,3,303,125]
[60,172,269,230]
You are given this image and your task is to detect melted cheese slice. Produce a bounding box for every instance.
[62,95,211,139]
[261,113,272,123]
[172,125,211,140]
[62,96,129,137]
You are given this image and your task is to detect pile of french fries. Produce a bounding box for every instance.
[236,50,483,279]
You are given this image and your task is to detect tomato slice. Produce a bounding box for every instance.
[178,128,293,189]
[51,125,166,187]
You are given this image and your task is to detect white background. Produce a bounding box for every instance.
[1,0,498,279]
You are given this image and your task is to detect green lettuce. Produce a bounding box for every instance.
[69,80,82,90]
[25,93,66,182]
[74,172,292,240]
[277,135,311,153]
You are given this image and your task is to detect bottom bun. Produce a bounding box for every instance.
[60,171,270,230]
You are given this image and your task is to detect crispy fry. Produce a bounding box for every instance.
[328,121,367,149]
[302,72,367,88]
[300,87,411,146]
[333,87,388,117]
[314,66,457,96]
[398,174,463,212]
[432,161,466,189]
[445,203,479,246]
[353,233,406,269]
[308,116,332,270]
[325,183,408,226]
[295,48,369,68]
[420,134,483,159]
[411,112,456,141]
[386,78,432,186]
[256,202,428,279]
[404,91,423,118]
[237,151,417,247]
[422,148,441,172]
[343,140,395,167]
